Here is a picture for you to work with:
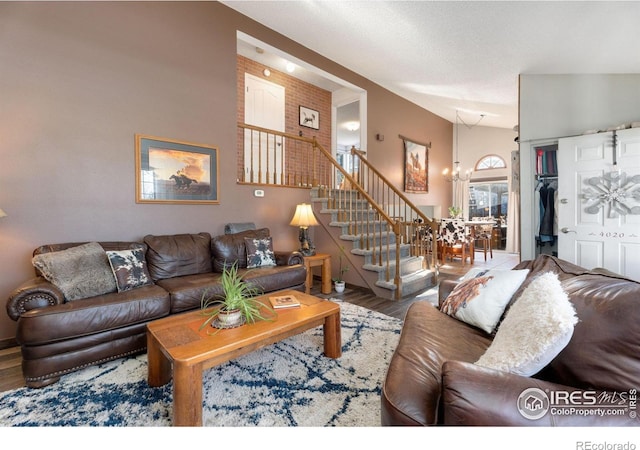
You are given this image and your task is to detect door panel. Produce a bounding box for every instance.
[558,128,640,280]
[575,240,604,269]
[244,74,285,184]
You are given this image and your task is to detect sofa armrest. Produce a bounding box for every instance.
[442,360,639,426]
[6,277,65,321]
[438,279,459,308]
[274,250,304,266]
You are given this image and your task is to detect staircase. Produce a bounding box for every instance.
[238,122,439,300]
[310,186,436,300]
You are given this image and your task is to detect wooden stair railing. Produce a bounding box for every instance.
[344,146,440,270]
[238,122,438,299]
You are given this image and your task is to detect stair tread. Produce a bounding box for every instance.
[351,244,411,256]
[375,269,434,290]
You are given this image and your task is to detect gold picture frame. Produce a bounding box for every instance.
[135,134,219,204]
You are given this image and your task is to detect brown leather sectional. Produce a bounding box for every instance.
[382,255,640,426]
[6,228,306,388]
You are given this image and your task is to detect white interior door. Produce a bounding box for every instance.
[244,73,285,184]
[558,128,640,280]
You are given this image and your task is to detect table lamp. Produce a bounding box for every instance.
[289,203,319,256]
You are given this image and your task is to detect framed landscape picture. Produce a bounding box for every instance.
[403,137,430,193]
[135,134,219,204]
[299,106,320,130]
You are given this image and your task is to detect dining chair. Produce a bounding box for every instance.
[439,218,474,264]
[471,217,494,261]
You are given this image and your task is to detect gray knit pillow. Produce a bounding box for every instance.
[32,242,117,301]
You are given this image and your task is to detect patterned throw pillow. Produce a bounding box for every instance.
[440,268,529,334]
[245,237,277,269]
[106,248,153,292]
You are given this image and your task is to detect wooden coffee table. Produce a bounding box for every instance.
[146,289,341,426]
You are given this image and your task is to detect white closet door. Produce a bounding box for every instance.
[558,128,640,280]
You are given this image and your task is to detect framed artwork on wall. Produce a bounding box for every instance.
[299,106,320,130]
[403,136,430,193]
[135,134,219,204]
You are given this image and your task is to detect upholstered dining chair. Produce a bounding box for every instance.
[412,218,435,261]
[471,217,495,261]
[438,218,474,264]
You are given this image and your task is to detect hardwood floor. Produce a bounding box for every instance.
[0,251,520,393]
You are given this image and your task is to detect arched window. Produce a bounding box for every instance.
[475,154,506,171]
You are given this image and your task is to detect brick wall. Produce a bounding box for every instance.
[237,55,332,186]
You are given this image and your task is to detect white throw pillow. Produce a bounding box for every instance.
[475,272,578,376]
[441,268,529,334]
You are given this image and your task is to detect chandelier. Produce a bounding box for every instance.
[443,110,484,182]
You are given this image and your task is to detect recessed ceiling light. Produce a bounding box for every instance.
[345,121,360,131]
[286,62,295,73]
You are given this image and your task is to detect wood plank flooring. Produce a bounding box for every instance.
[0,251,520,393]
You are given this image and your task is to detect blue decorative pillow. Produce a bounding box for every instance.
[106,248,152,292]
[245,237,277,269]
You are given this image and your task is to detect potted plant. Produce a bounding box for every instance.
[448,206,462,218]
[200,262,275,330]
[332,245,350,293]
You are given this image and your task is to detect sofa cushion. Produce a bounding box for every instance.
[381,301,492,426]
[32,242,117,301]
[513,256,640,393]
[16,284,170,345]
[211,228,270,272]
[144,233,212,281]
[440,268,529,334]
[157,264,307,314]
[106,248,153,292]
[245,236,277,268]
[475,272,577,376]
[156,273,224,314]
[240,265,306,293]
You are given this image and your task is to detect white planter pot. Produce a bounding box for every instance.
[334,281,346,293]
[217,308,243,326]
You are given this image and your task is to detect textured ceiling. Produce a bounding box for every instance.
[223,1,640,129]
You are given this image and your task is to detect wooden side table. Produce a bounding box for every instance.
[303,253,332,294]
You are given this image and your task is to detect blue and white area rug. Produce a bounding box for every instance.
[0,300,401,427]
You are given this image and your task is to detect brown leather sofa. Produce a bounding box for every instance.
[381,255,640,426]
[6,228,306,388]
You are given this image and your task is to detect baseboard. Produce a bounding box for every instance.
[0,337,18,351]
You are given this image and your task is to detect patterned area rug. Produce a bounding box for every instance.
[0,299,402,427]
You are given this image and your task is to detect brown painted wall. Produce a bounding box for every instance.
[0,1,452,342]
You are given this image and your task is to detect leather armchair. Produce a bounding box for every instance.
[382,255,640,426]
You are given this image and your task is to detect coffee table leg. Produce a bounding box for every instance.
[173,361,203,426]
[323,310,342,358]
[321,257,332,294]
[147,332,171,387]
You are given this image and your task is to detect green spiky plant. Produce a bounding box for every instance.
[199,262,275,330]
[332,245,350,283]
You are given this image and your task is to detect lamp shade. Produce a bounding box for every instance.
[289,203,319,227]
[0,208,6,218]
